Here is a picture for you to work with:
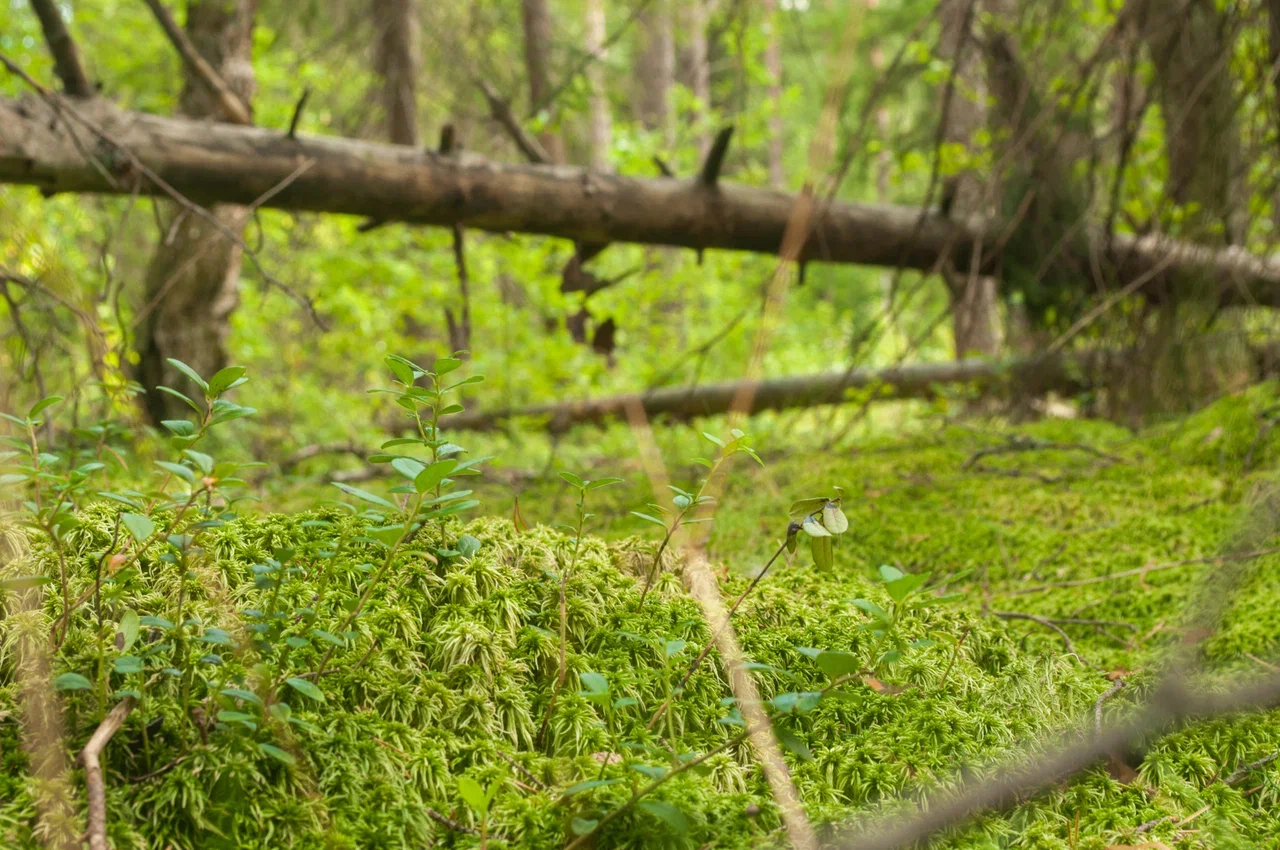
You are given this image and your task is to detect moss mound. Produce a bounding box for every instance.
[7,388,1280,848]
[2,505,1101,850]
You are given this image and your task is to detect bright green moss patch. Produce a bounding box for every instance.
[6,389,1280,848]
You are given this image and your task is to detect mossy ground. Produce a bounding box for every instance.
[6,386,1280,849]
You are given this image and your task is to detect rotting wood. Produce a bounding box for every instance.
[5,95,1280,304]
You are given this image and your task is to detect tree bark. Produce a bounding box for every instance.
[939,0,1000,358]
[6,95,1280,305]
[637,0,675,148]
[1139,0,1240,244]
[135,0,257,424]
[585,0,612,171]
[522,0,563,163]
[763,0,785,188]
[373,0,419,147]
[682,0,712,156]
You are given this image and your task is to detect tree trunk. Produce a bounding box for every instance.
[682,0,711,156]
[373,0,419,147]
[7,95,1280,304]
[585,0,612,171]
[1139,0,1240,244]
[637,0,675,148]
[135,0,257,424]
[763,0,785,189]
[522,0,563,163]
[939,0,1000,359]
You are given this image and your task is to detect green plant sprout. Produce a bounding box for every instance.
[849,564,967,676]
[631,429,762,609]
[788,487,850,570]
[538,470,622,747]
[456,769,507,849]
[315,353,489,675]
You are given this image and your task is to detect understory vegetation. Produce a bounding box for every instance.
[5,360,1280,850]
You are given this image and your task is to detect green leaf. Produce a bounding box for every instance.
[28,396,63,419]
[810,534,834,570]
[218,710,256,726]
[116,609,139,653]
[664,639,687,657]
[391,457,426,481]
[562,778,623,796]
[822,502,849,534]
[309,629,345,646]
[0,473,29,487]
[384,355,418,385]
[884,572,930,603]
[456,535,481,557]
[259,743,296,765]
[571,818,599,836]
[161,419,197,437]
[586,477,624,490]
[701,431,726,448]
[413,459,458,493]
[199,628,232,646]
[801,516,831,538]
[638,800,688,833]
[434,356,463,375]
[878,565,905,583]
[630,511,668,528]
[456,776,488,815]
[120,513,155,544]
[53,672,92,691]
[139,615,175,630]
[155,385,203,414]
[770,691,823,715]
[113,655,144,675]
[331,482,397,510]
[558,471,584,489]
[183,450,215,474]
[0,575,54,591]
[788,497,828,520]
[776,727,813,762]
[579,672,609,700]
[815,650,861,680]
[166,358,208,391]
[848,599,890,623]
[155,461,195,483]
[221,687,262,705]
[366,524,406,548]
[285,676,326,702]
[206,366,246,396]
[632,764,668,779]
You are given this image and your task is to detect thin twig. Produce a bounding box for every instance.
[1010,549,1280,596]
[82,696,137,850]
[140,0,252,125]
[1095,679,1126,735]
[993,611,1087,663]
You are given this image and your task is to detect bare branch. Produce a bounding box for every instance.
[82,696,137,850]
[29,0,93,97]
[139,0,253,125]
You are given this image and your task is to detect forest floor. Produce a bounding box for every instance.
[6,385,1280,849]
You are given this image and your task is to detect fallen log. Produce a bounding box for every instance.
[440,352,1110,433]
[4,94,1280,303]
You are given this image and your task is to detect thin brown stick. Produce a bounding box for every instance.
[993,611,1087,663]
[139,0,252,125]
[83,696,137,850]
[1010,549,1280,596]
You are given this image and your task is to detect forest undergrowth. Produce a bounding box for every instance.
[5,363,1280,850]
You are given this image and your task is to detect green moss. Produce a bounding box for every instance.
[6,389,1280,847]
